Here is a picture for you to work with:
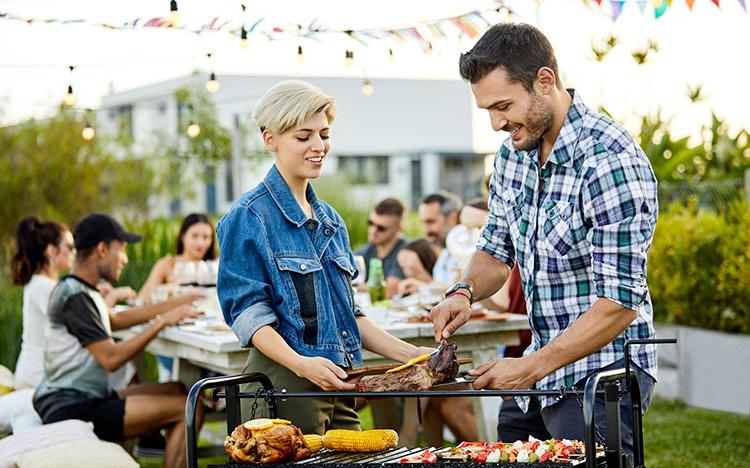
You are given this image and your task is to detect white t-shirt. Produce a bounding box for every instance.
[432,249,461,284]
[14,274,56,389]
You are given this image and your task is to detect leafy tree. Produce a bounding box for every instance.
[0,107,155,241]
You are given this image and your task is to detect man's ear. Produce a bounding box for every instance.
[535,67,557,95]
[262,129,278,152]
[95,241,108,258]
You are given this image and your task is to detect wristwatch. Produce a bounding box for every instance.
[445,282,474,303]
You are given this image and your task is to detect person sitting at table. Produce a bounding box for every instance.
[396,238,438,297]
[355,197,408,298]
[32,213,203,468]
[0,217,75,434]
[217,80,433,435]
[138,213,217,301]
[137,212,217,381]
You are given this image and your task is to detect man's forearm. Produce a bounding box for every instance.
[527,298,638,382]
[461,250,511,301]
[110,297,189,330]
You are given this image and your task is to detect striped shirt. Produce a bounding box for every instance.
[477,90,658,410]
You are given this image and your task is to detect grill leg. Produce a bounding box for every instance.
[604,382,623,467]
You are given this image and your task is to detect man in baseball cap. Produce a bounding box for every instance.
[34,213,203,465]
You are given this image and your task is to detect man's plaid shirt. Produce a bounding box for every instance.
[477,90,658,410]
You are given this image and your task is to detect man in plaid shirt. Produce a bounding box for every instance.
[430,23,658,452]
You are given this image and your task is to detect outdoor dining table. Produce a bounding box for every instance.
[114,310,530,441]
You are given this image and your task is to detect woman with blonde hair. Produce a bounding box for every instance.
[217,80,431,434]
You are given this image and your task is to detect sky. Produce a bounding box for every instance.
[1,0,749,153]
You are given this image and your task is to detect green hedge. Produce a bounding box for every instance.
[647,198,750,334]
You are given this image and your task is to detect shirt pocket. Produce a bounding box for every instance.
[274,256,322,345]
[501,188,524,236]
[542,201,576,256]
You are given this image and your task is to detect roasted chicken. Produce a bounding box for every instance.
[354,340,459,392]
[224,418,311,463]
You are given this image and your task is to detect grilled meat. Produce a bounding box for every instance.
[224,420,311,463]
[355,340,459,392]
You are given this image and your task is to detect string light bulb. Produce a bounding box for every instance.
[187,121,201,138]
[64,84,76,107]
[388,48,394,63]
[206,72,220,93]
[297,45,304,64]
[240,26,248,48]
[63,65,76,106]
[361,79,374,96]
[169,0,180,26]
[81,123,95,141]
[344,50,355,68]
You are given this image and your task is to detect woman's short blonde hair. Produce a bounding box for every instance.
[253,80,336,134]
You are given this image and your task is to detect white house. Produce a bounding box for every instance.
[99,73,491,216]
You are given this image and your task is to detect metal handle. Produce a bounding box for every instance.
[185,372,276,468]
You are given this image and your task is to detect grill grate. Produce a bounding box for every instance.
[209,446,605,467]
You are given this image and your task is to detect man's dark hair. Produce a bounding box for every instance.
[421,191,462,216]
[459,23,559,91]
[374,197,405,220]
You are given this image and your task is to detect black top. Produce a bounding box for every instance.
[355,238,407,282]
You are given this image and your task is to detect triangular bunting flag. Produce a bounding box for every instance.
[654,0,669,18]
[612,1,626,20]
[685,0,695,10]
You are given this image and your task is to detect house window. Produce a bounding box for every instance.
[337,155,389,184]
[205,165,217,214]
[108,105,133,138]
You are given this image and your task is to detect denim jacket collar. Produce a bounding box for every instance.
[263,165,340,230]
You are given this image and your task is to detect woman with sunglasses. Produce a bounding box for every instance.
[217,81,432,434]
[0,217,75,433]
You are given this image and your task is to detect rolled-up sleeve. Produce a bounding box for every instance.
[583,153,658,310]
[476,159,516,269]
[216,206,277,348]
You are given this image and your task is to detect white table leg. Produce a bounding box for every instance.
[471,347,503,442]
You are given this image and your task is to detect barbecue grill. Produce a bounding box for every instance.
[186,339,675,468]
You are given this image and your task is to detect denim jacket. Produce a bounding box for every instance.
[217,165,363,367]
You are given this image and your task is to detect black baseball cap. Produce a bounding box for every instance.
[74,213,142,250]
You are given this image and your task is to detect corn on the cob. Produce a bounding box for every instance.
[323,429,399,452]
[385,353,431,374]
[303,434,324,453]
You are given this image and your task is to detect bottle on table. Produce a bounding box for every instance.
[367,258,386,304]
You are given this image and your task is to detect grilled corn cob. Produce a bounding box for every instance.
[323,429,399,452]
[303,434,324,453]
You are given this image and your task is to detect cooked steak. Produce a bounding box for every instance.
[355,340,459,392]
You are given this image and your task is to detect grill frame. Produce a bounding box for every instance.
[187,339,677,468]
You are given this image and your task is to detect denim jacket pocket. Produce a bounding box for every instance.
[542,201,576,256]
[274,256,322,345]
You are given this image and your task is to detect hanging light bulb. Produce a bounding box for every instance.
[388,48,394,63]
[81,123,96,141]
[344,50,355,68]
[297,45,304,64]
[361,79,374,96]
[206,72,220,93]
[240,26,248,49]
[169,0,180,26]
[64,84,76,107]
[63,65,76,106]
[187,121,201,138]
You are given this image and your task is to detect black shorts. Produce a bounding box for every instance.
[33,390,126,441]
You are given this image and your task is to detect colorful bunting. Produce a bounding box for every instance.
[654,0,670,18]
[611,0,626,20]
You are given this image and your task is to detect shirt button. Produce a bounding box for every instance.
[300,264,307,271]
[349,353,354,360]
[342,331,348,337]
[307,222,315,229]
[324,228,332,235]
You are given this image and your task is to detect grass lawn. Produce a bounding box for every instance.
[136,398,748,467]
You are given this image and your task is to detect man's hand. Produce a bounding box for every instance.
[429,294,472,342]
[160,304,203,326]
[468,357,538,397]
[294,356,356,391]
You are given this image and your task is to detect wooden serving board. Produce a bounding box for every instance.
[345,358,472,381]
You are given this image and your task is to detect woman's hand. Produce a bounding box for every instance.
[294,356,356,391]
[398,278,425,296]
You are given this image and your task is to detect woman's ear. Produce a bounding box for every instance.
[44,243,59,262]
[262,129,278,152]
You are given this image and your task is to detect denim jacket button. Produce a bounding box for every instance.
[341,331,348,337]
[324,228,332,235]
[349,353,354,359]
[307,222,315,229]
[300,264,307,271]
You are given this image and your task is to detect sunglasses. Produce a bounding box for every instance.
[367,219,390,233]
